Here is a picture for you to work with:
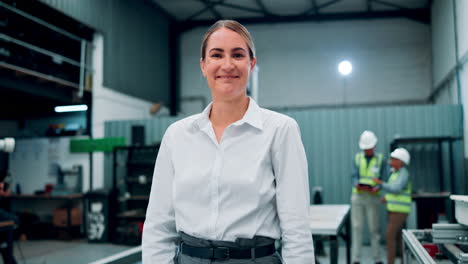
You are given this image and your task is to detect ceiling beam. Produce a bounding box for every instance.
[254,0,272,16]
[197,0,222,20]
[311,0,320,15]
[303,0,341,16]
[186,0,227,21]
[371,0,409,10]
[318,0,342,10]
[370,0,431,24]
[178,8,430,32]
[146,0,176,21]
[426,0,433,8]
[217,2,264,14]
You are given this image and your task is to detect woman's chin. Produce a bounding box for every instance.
[213,86,245,98]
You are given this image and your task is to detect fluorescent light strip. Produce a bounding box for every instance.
[55,104,88,113]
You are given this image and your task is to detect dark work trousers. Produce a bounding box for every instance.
[176,232,283,264]
[0,208,18,264]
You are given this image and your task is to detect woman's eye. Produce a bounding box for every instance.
[211,53,222,58]
[233,53,245,58]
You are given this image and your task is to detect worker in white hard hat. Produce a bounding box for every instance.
[372,147,411,264]
[351,130,384,264]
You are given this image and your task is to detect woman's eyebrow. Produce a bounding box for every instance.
[208,47,246,53]
[209,48,224,53]
[232,47,246,52]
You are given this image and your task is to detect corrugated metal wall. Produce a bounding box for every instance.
[105,104,464,202]
[39,0,170,103]
[284,105,464,204]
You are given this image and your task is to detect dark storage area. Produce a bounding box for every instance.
[112,145,160,245]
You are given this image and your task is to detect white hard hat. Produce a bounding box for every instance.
[391,148,410,165]
[359,130,378,150]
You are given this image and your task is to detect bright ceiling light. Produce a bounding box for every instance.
[0,138,15,153]
[54,104,88,113]
[338,60,353,76]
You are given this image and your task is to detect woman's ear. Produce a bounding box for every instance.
[250,57,257,73]
[200,58,207,77]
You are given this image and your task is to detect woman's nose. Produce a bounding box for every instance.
[221,57,234,69]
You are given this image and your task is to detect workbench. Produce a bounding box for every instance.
[310,204,351,264]
[6,194,84,239]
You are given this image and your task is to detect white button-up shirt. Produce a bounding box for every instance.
[142,98,315,264]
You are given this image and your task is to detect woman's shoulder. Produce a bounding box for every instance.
[258,107,299,129]
[165,113,203,134]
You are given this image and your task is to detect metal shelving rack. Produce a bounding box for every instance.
[112,145,160,244]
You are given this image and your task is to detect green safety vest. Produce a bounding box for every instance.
[352,152,383,194]
[385,170,412,213]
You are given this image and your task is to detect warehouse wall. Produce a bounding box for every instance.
[39,0,171,104]
[179,19,432,114]
[432,0,468,193]
[105,104,463,203]
[0,121,17,138]
[431,0,457,104]
[91,34,153,190]
[458,0,468,194]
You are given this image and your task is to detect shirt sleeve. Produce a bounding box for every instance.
[272,118,315,264]
[381,167,409,194]
[142,129,178,264]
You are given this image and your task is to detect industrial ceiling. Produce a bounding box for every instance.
[151,0,431,31]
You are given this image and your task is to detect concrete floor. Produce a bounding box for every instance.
[11,239,131,264]
[10,239,451,264]
[10,240,387,264]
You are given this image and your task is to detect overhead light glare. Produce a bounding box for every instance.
[338,60,353,76]
[55,104,88,113]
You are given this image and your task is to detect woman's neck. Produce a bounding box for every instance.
[209,96,249,127]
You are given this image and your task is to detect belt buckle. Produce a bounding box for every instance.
[213,246,230,261]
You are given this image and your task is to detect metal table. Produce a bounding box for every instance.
[310,204,351,264]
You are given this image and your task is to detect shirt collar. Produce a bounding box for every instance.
[194,97,263,131]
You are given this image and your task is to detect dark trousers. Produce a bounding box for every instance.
[0,209,18,264]
[386,212,408,264]
[176,232,282,264]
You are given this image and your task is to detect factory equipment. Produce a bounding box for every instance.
[402,195,468,263]
[50,163,83,195]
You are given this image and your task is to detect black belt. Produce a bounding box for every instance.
[180,242,276,260]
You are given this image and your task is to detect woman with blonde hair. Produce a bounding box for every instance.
[142,20,315,264]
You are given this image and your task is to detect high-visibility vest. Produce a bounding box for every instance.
[352,152,383,194]
[385,170,412,213]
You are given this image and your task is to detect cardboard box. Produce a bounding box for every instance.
[53,207,82,227]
